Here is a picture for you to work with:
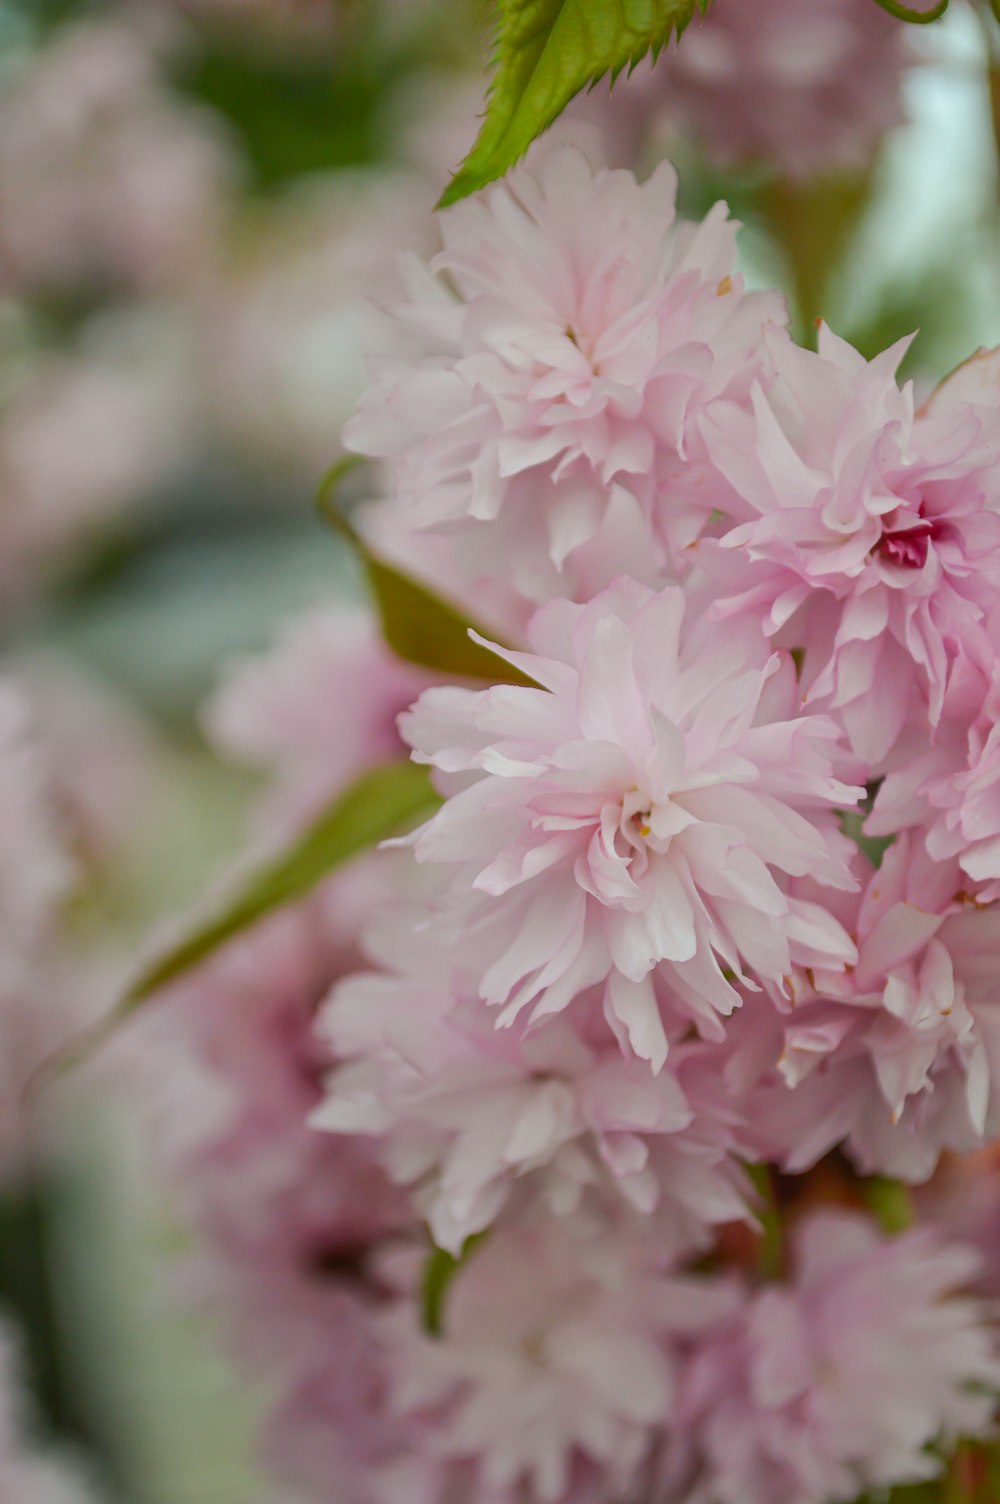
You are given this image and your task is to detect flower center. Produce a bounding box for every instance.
[875,517,939,571]
[620,791,655,852]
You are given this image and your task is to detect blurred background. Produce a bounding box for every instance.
[1,0,999,1500]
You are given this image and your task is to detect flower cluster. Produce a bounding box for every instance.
[155,143,1000,1504]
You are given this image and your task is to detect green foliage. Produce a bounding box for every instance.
[839,809,895,871]
[0,0,80,38]
[861,1175,915,1236]
[0,1179,95,1455]
[422,1231,489,1337]
[868,0,948,21]
[746,1163,784,1279]
[440,0,709,207]
[318,459,537,686]
[38,762,439,1080]
[182,49,383,190]
[762,172,874,341]
[121,760,439,1007]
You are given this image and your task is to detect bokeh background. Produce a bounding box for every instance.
[2,1,1000,1500]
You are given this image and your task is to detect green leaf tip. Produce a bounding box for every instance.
[867,0,948,20]
[838,809,895,871]
[124,759,439,1008]
[317,458,538,688]
[861,1175,915,1237]
[35,760,441,1087]
[438,0,706,208]
[421,1231,489,1337]
[746,1162,784,1280]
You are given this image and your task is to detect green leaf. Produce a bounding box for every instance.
[422,1231,490,1337]
[38,762,440,1083]
[861,1174,915,1236]
[867,0,948,22]
[762,171,875,342]
[839,809,895,871]
[181,48,383,190]
[318,459,537,687]
[125,760,439,1006]
[745,1162,784,1280]
[439,0,707,207]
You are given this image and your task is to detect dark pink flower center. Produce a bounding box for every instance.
[876,518,940,570]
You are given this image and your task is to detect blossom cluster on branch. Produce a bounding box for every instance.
[149,135,1000,1504]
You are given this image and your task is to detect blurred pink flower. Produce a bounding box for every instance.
[148,882,418,1502]
[0,19,235,300]
[657,0,911,179]
[13,656,159,868]
[0,683,69,997]
[202,174,436,474]
[0,316,193,609]
[379,1217,736,1504]
[206,600,431,832]
[666,1211,1000,1504]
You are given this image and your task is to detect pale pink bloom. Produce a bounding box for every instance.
[379,1217,737,1504]
[0,20,235,298]
[0,679,77,1173]
[0,677,156,1183]
[206,602,430,831]
[346,145,785,604]
[739,836,1000,1182]
[314,914,751,1255]
[0,684,68,997]
[0,316,193,610]
[868,659,1000,901]
[400,579,861,1068]
[13,656,159,867]
[203,173,436,475]
[148,886,415,1501]
[699,326,1000,762]
[655,0,910,180]
[368,1449,624,1504]
[666,1211,1000,1504]
[921,1146,1000,1303]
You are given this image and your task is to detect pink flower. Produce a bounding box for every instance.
[399,578,861,1068]
[868,656,1000,901]
[698,326,1000,762]
[739,836,1000,1182]
[0,19,234,300]
[0,683,69,995]
[147,886,416,1501]
[378,1217,736,1504]
[314,914,751,1255]
[0,315,193,612]
[206,602,431,832]
[346,145,785,604]
[203,172,438,475]
[657,0,911,180]
[0,680,82,1179]
[666,1211,1000,1504]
